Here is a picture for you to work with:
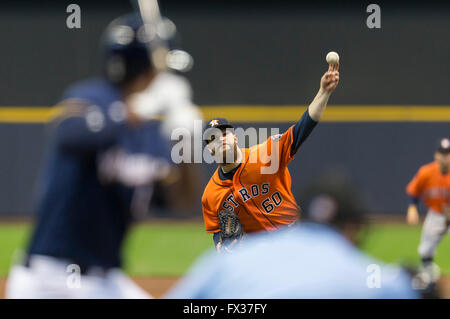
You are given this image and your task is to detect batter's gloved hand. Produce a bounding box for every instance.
[216,210,243,253]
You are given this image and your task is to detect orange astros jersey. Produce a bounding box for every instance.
[406,161,450,214]
[202,125,301,234]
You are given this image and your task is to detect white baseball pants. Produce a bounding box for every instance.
[5,254,152,299]
[418,210,450,259]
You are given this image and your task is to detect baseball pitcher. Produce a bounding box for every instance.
[201,62,340,252]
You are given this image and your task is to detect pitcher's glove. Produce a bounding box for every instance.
[216,210,243,253]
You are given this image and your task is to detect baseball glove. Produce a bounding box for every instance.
[216,210,243,253]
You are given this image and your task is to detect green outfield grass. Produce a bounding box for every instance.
[1,222,450,277]
[360,223,450,270]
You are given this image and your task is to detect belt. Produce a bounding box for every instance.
[22,254,109,278]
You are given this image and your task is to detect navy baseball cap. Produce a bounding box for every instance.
[203,118,234,143]
[436,137,450,153]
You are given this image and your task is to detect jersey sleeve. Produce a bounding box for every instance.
[53,81,127,155]
[202,192,221,233]
[259,125,295,168]
[259,110,317,167]
[406,167,427,198]
[53,101,126,155]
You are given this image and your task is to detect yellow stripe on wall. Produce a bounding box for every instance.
[0,107,63,123]
[0,106,449,123]
[199,106,450,122]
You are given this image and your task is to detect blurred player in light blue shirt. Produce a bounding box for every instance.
[166,173,420,299]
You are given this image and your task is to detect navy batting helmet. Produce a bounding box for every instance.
[101,13,192,85]
[102,13,153,85]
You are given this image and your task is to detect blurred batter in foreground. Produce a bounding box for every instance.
[406,137,450,285]
[6,13,199,298]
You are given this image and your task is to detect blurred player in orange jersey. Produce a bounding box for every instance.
[406,137,450,284]
[201,63,339,252]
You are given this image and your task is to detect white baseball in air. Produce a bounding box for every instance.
[326,51,339,65]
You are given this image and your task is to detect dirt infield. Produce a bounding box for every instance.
[2,275,450,298]
[437,276,450,298]
[132,276,180,298]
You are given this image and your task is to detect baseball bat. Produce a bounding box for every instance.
[134,0,169,72]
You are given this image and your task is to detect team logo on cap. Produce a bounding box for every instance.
[441,138,450,149]
[209,120,219,127]
[271,133,283,141]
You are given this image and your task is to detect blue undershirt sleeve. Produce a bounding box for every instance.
[291,109,318,156]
